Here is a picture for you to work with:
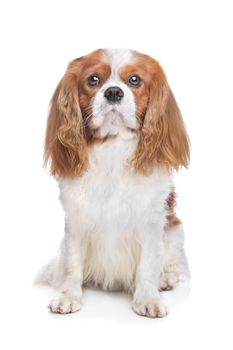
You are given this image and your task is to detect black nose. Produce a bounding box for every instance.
[104,86,124,103]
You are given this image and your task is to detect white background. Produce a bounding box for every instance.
[0,0,232,349]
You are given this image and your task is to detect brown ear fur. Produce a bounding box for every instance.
[44,69,88,178]
[131,68,190,174]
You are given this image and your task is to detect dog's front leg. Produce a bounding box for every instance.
[49,219,84,314]
[132,220,167,318]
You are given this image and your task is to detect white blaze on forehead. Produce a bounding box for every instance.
[104,48,133,76]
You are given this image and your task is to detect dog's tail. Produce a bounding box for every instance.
[34,240,65,288]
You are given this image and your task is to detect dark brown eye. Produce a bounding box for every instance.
[87,75,100,87]
[128,75,141,87]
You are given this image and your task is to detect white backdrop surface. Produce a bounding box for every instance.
[0,1,232,349]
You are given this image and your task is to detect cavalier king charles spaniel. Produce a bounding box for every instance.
[38,48,190,318]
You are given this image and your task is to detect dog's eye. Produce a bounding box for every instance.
[87,75,100,87]
[128,75,141,87]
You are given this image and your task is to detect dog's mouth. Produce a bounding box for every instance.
[104,103,122,114]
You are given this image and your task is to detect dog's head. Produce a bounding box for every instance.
[45,48,189,178]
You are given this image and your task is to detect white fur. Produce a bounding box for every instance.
[39,134,189,317]
[105,48,133,74]
[38,49,189,317]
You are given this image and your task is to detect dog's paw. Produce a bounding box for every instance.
[159,273,177,291]
[159,270,180,291]
[49,293,81,314]
[132,298,168,318]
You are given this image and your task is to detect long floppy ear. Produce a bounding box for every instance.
[131,71,190,174]
[44,70,88,178]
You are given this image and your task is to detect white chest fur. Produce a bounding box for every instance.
[58,134,173,290]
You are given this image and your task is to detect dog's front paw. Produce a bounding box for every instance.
[132,298,167,318]
[159,267,181,291]
[49,292,81,314]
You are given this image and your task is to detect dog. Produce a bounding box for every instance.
[38,48,190,318]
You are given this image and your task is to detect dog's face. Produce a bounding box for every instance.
[80,49,150,137]
[45,48,189,178]
[69,49,152,138]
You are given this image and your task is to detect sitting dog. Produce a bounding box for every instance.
[39,48,190,318]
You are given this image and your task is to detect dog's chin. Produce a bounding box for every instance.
[99,115,126,137]
[104,108,123,119]
[93,106,126,134]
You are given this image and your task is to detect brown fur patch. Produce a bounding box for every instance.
[128,52,190,175]
[44,50,111,178]
[165,191,182,230]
